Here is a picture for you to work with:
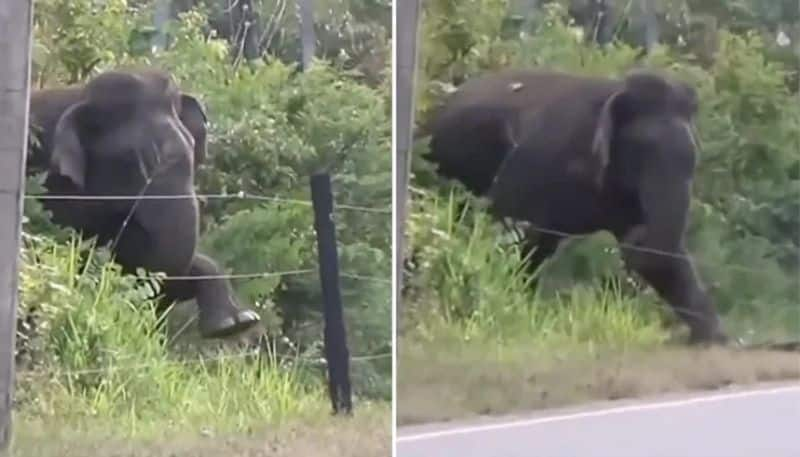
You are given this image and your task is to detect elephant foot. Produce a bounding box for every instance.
[687,325,729,347]
[199,309,261,339]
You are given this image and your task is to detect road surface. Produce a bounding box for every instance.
[397,382,800,457]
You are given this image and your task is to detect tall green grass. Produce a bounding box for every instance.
[15,233,329,438]
[404,188,671,350]
[405,186,799,350]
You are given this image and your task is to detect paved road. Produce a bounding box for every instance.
[397,383,800,457]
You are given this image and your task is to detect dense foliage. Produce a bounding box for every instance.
[406,1,799,344]
[18,0,392,432]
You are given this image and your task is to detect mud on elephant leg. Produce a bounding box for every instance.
[616,225,727,345]
[162,253,261,339]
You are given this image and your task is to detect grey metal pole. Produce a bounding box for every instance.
[298,0,316,71]
[151,0,172,51]
[640,0,660,54]
[0,0,35,451]
[395,0,422,322]
[508,0,539,33]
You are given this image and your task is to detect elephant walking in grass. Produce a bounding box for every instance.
[26,68,260,339]
[421,68,728,345]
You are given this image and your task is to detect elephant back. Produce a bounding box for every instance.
[424,68,619,197]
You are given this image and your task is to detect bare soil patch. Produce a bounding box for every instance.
[397,344,800,426]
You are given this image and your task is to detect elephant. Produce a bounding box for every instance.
[420,68,728,345]
[25,68,260,339]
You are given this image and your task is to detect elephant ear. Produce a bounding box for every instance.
[50,102,89,190]
[589,90,626,186]
[179,94,208,166]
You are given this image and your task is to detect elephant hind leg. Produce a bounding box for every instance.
[162,253,260,339]
[519,230,563,280]
[615,225,727,345]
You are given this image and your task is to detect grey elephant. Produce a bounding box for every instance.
[421,68,728,345]
[26,68,259,339]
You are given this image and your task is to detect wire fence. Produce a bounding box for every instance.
[417,177,794,279]
[23,189,391,284]
[406,185,800,348]
[4,0,389,436]
[17,183,393,400]
[477,217,800,347]
[406,212,800,351]
[25,191,391,214]
[16,349,393,380]
[495,219,793,278]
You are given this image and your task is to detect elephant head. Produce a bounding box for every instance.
[589,70,700,192]
[45,69,208,194]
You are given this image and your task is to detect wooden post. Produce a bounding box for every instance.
[395,0,421,321]
[298,0,316,71]
[0,0,35,451]
[310,172,352,415]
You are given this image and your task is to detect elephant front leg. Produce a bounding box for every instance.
[628,159,728,345]
[164,253,261,339]
[616,225,727,345]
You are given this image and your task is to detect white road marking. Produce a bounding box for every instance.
[397,383,800,443]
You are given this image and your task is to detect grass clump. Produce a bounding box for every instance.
[403,189,669,349]
[14,232,329,444]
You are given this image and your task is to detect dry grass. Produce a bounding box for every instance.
[397,343,800,426]
[12,404,391,457]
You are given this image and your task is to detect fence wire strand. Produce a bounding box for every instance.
[16,186,392,384]
[484,220,800,345]
[340,273,392,284]
[150,269,316,281]
[130,269,388,283]
[16,350,393,380]
[491,219,797,278]
[24,192,391,214]
[405,203,799,344]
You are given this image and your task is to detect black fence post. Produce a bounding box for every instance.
[310,172,352,415]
